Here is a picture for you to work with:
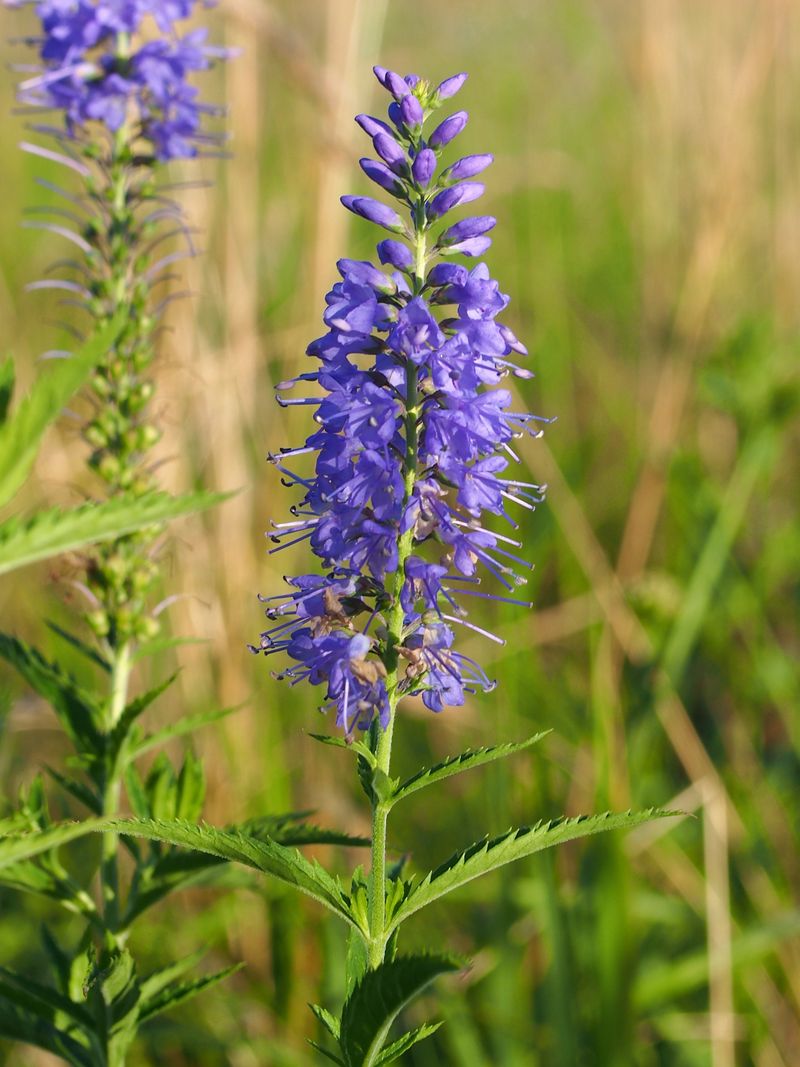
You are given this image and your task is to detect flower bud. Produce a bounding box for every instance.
[377,239,413,271]
[359,158,405,197]
[428,110,468,148]
[441,153,493,184]
[411,148,436,188]
[341,195,404,234]
[427,182,485,220]
[438,215,496,246]
[440,235,493,258]
[384,69,409,100]
[355,113,394,139]
[400,93,423,130]
[337,258,396,294]
[372,132,407,175]
[435,72,468,101]
[427,263,467,287]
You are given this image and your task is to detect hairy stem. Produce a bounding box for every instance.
[366,222,428,968]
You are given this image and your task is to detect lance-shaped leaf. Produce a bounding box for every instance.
[0,634,103,753]
[129,703,240,760]
[339,954,462,1067]
[0,854,100,923]
[391,732,550,807]
[0,965,94,1030]
[123,814,367,925]
[389,809,676,934]
[0,316,122,509]
[107,671,179,767]
[138,963,242,1022]
[0,490,232,577]
[112,818,363,932]
[90,948,140,1067]
[0,819,104,871]
[46,622,110,673]
[309,732,377,768]
[374,1022,443,1065]
[0,999,94,1067]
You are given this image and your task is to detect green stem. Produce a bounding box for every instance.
[100,640,132,940]
[366,223,427,968]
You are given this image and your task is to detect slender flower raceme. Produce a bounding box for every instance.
[253,68,548,736]
[9,0,230,647]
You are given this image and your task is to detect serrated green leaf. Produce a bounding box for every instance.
[374,1021,443,1065]
[0,490,233,577]
[139,949,207,1002]
[244,818,370,850]
[90,948,140,1067]
[45,765,102,815]
[123,814,366,925]
[112,818,362,932]
[138,963,241,1022]
[129,703,240,760]
[0,634,103,752]
[308,1040,347,1065]
[309,732,377,767]
[0,856,98,922]
[345,927,369,999]
[391,732,550,807]
[0,965,94,1029]
[0,999,94,1067]
[175,751,205,821]
[389,809,677,934]
[46,621,110,673]
[0,317,122,509]
[310,1002,341,1040]
[0,819,104,871]
[340,954,462,1067]
[110,671,179,762]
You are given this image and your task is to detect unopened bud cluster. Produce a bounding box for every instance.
[10,0,229,646]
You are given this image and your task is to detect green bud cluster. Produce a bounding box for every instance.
[78,143,175,646]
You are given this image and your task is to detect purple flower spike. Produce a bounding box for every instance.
[435,72,468,101]
[428,110,468,149]
[441,154,494,183]
[359,158,405,197]
[256,68,545,728]
[378,239,414,271]
[10,0,229,159]
[400,93,424,130]
[412,148,437,188]
[427,182,485,220]
[439,215,497,246]
[341,195,405,234]
[373,132,408,175]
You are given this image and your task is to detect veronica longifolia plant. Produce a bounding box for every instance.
[0,5,323,1064]
[241,67,670,1064]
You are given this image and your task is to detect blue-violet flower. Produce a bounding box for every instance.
[7,0,229,159]
[252,68,548,736]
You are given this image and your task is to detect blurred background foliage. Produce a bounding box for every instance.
[0,0,798,1064]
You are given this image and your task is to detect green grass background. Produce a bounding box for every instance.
[0,0,798,1064]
